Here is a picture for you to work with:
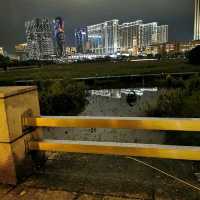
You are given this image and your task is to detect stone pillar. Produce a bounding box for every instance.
[0,86,43,185]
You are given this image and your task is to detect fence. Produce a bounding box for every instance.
[0,86,200,185]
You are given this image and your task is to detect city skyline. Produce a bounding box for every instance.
[0,0,194,53]
[86,19,168,56]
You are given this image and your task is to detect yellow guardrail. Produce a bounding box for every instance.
[29,140,200,161]
[4,86,200,185]
[25,116,200,131]
[25,116,200,161]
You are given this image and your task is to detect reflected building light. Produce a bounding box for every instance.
[89,88,158,99]
[88,35,102,39]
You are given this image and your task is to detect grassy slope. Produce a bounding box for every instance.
[0,60,200,82]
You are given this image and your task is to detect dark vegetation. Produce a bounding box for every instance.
[143,46,200,117]
[38,80,87,116]
[143,74,200,146]
[144,74,200,117]
[186,45,200,65]
[0,55,55,70]
[0,55,10,71]
[1,59,200,83]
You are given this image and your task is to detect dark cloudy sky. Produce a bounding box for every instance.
[0,0,194,53]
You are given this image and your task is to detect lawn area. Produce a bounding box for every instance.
[0,60,200,82]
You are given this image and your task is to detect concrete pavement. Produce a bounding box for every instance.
[1,153,200,200]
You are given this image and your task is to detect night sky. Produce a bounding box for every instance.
[0,0,194,53]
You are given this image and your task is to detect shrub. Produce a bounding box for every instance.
[38,80,87,116]
[144,89,185,117]
[143,76,200,146]
[185,73,200,94]
[0,55,10,70]
[187,45,200,65]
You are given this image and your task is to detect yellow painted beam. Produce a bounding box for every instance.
[29,140,200,161]
[25,116,200,132]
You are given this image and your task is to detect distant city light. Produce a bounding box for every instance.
[13,1,198,61]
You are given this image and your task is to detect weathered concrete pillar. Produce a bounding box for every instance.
[0,86,43,185]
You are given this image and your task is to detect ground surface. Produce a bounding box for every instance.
[0,60,200,82]
[1,154,200,200]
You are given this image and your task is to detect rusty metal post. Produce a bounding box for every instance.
[0,86,44,185]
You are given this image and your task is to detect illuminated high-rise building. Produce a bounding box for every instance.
[75,28,88,53]
[53,17,66,57]
[119,20,143,55]
[85,19,168,55]
[87,19,119,55]
[157,25,168,44]
[194,0,200,40]
[87,23,104,54]
[25,17,54,60]
[139,22,158,49]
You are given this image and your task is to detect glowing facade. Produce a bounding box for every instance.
[0,47,4,56]
[87,19,119,55]
[157,25,168,44]
[66,46,77,55]
[25,17,54,60]
[85,19,168,55]
[15,43,27,60]
[75,28,88,53]
[119,20,143,55]
[194,0,200,40]
[139,22,158,49]
[53,17,66,57]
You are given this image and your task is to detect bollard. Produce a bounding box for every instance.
[0,86,44,185]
